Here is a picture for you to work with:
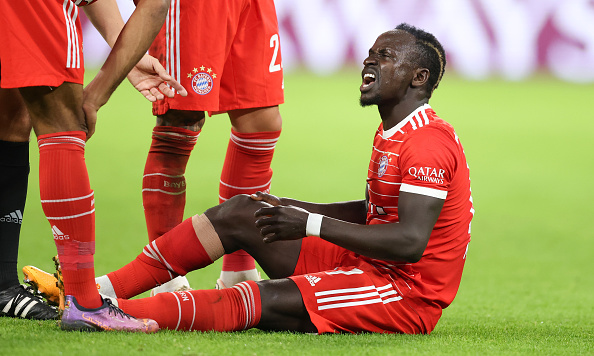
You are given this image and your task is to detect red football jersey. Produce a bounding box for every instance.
[366,104,474,325]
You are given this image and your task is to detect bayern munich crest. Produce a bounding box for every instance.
[378,155,389,177]
[191,72,214,95]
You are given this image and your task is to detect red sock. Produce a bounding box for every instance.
[143,126,199,242]
[220,129,281,271]
[119,281,261,331]
[38,131,101,308]
[107,215,224,298]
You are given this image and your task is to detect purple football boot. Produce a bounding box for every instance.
[61,295,159,333]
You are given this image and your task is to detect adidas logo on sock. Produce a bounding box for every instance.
[52,225,70,240]
[305,275,321,287]
[0,210,23,224]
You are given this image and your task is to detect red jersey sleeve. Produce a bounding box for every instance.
[398,126,458,199]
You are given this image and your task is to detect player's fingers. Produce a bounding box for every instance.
[86,114,96,140]
[260,226,280,243]
[159,82,175,98]
[262,234,279,244]
[82,105,97,140]
[254,215,275,228]
[251,192,281,206]
[166,79,188,97]
[254,206,277,218]
[141,89,157,102]
[150,87,164,101]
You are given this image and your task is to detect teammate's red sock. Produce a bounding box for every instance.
[107,215,224,298]
[219,129,281,272]
[118,281,261,331]
[38,131,102,309]
[143,126,199,242]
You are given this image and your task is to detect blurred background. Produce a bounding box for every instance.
[84,0,594,82]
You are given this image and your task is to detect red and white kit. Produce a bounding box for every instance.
[0,0,85,88]
[149,0,284,115]
[290,104,474,334]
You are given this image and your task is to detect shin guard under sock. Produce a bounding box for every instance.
[107,215,224,299]
[119,280,261,331]
[219,129,280,275]
[143,126,199,242]
[38,132,101,308]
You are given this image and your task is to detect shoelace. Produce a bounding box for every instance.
[104,299,136,320]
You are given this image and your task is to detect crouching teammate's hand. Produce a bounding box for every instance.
[128,54,188,102]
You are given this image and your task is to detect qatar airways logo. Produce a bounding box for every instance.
[408,166,445,184]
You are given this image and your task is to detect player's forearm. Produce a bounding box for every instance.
[83,0,125,47]
[317,218,428,262]
[280,198,367,224]
[86,0,168,104]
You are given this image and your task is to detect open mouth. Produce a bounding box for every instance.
[360,73,376,92]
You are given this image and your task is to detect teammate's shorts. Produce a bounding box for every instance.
[149,0,284,115]
[290,237,438,334]
[0,0,84,88]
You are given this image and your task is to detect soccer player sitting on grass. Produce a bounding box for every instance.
[30,23,474,334]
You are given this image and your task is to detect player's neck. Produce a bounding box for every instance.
[379,99,428,131]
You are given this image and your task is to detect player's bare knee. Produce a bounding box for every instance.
[0,89,32,141]
[18,83,86,135]
[156,110,205,131]
[229,106,282,133]
[207,194,256,222]
[205,194,266,246]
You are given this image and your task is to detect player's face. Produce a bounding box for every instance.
[360,31,417,107]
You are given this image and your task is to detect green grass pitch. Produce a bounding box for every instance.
[1,69,593,355]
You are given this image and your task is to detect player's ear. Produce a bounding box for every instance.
[411,68,430,88]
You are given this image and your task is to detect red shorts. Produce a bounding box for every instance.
[149,0,284,115]
[0,0,84,88]
[290,237,437,334]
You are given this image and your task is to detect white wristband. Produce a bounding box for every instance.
[306,213,323,237]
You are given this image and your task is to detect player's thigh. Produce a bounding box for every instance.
[290,266,424,334]
[218,0,284,112]
[0,88,32,142]
[18,83,86,136]
[228,106,282,133]
[204,194,302,279]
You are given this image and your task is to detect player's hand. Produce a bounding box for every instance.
[250,191,282,206]
[81,81,105,140]
[127,54,188,102]
[254,205,309,243]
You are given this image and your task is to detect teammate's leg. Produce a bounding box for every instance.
[19,83,102,310]
[217,106,282,288]
[141,110,204,294]
[0,88,31,293]
[0,88,57,320]
[143,110,203,241]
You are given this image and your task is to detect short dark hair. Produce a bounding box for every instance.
[395,23,446,95]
